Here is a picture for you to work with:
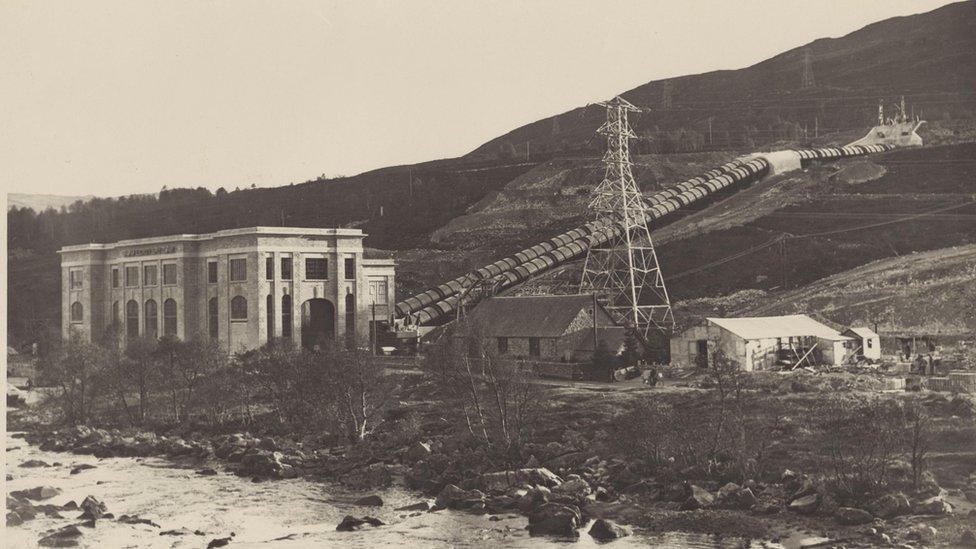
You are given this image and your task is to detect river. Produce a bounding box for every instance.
[6,432,793,548]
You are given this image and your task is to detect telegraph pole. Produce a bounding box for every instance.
[580,96,674,339]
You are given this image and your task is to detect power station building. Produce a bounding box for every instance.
[59,227,395,353]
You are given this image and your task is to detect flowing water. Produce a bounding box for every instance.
[6,432,791,548]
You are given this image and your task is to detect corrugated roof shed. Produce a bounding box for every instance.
[707,314,851,341]
[846,326,879,339]
[463,295,609,338]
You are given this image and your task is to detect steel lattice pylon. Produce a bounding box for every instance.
[580,96,674,338]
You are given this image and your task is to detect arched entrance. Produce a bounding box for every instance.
[301,298,335,350]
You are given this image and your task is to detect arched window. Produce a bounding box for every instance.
[163,299,177,336]
[126,300,139,338]
[231,296,247,321]
[144,299,158,338]
[281,294,292,339]
[208,297,218,339]
[70,301,83,323]
[266,294,274,340]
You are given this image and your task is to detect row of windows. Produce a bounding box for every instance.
[496,336,542,357]
[108,264,178,289]
[113,299,179,337]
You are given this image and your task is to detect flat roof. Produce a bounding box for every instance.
[707,315,852,341]
[58,226,366,253]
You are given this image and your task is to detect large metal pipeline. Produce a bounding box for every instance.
[401,144,893,326]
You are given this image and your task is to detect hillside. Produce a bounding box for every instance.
[7,2,976,347]
[471,1,976,159]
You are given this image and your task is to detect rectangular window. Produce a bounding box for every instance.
[344,257,355,280]
[529,337,540,357]
[368,279,388,305]
[69,269,83,289]
[497,337,508,355]
[208,261,218,284]
[143,264,158,286]
[125,266,139,287]
[281,257,293,280]
[867,339,873,349]
[305,258,327,280]
[229,258,247,282]
[266,256,274,280]
[112,268,120,288]
[162,263,177,285]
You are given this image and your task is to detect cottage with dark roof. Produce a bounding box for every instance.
[458,294,626,362]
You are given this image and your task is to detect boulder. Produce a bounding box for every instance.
[343,463,393,489]
[588,518,631,541]
[335,515,384,532]
[680,485,714,510]
[394,501,430,512]
[354,495,384,507]
[403,441,431,463]
[196,468,219,476]
[20,459,51,468]
[118,514,161,527]
[516,487,548,513]
[79,496,108,520]
[38,525,84,547]
[481,468,563,492]
[258,437,278,451]
[12,486,62,501]
[524,455,540,468]
[553,478,591,499]
[527,503,581,538]
[278,464,298,479]
[790,476,817,500]
[69,464,97,475]
[788,494,820,515]
[207,536,233,548]
[434,484,485,510]
[7,511,24,526]
[870,492,911,519]
[915,496,953,515]
[240,450,284,477]
[160,527,196,536]
[835,507,873,525]
[594,486,613,502]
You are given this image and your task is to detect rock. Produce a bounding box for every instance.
[207,536,234,548]
[680,485,714,510]
[525,455,540,468]
[20,459,51,468]
[160,527,195,536]
[278,464,298,479]
[240,450,285,477]
[481,468,563,492]
[13,486,62,501]
[5,474,12,481]
[403,441,431,463]
[79,496,108,520]
[258,437,278,451]
[790,476,817,500]
[661,482,688,502]
[38,525,84,547]
[335,515,384,532]
[527,503,581,538]
[69,464,96,475]
[343,462,393,489]
[435,484,486,510]
[588,518,631,541]
[715,482,757,510]
[62,501,78,510]
[196,468,219,476]
[870,492,911,519]
[553,478,591,499]
[118,514,161,527]
[788,494,820,515]
[835,507,873,525]
[7,511,24,526]
[394,501,430,512]
[915,496,953,515]
[517,487,548,513]
[354,495,384,507]
[594,486,613,502]
[489,515,502,521]
[959,529,976,547]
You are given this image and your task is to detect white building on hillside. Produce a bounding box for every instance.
[671,314,858,371]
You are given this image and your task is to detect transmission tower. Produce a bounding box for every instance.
[580,96,674,338]
[801,48,815,89]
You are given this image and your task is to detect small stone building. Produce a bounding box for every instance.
[458,295,624,362]
[670,314,857,371]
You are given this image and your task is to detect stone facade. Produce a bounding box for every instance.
[59,227,395,353]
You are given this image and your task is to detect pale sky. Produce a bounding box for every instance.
[0,0,957,197]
